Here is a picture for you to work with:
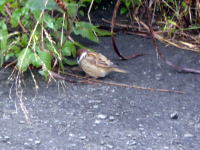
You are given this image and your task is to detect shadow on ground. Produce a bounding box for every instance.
[0,34,200,150]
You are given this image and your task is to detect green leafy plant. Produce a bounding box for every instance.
[0,0,110,79]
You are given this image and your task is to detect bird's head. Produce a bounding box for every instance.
[76,49,88,64]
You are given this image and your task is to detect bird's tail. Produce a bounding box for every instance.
[112,67,128,73]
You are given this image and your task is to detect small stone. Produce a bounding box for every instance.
[93,105,98,109]
[19,120,25,124]
[170,112,178,120]
[168,73,172,76]
[157,132,162,137]
[108,116,115,121]
[7,141,11,144]
[97,114,107,119]
[184,133,194,138]
[100,141,105,145]
[126,133,132,137]
[130,101,135,106]
[138,124,143,127]
[69,133,75,137]
[115,113,120,116]
[24,142,30,146]
[28,138,33,142]
[163,146,169,150]
[35,140,41,145]
[2,135,10,143]
[79,136,86,140]
[127,139,137,145]
[106,144,113,149]
[155,73,162,80]
[94,120,101,124]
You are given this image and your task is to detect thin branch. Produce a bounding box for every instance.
[60,71,184,94]
[111,0,145,60]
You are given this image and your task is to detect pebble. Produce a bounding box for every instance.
[94,120,101,124]
[156,132,162,137]
[108,116,115,121]
[129,101,135,106]
[115,113,120,116]
[106,144,113,149]
[184,133,194,138]
[19,120,25,124]
[0,91,4,95]
[24,142,30,146]
[163,146,169,149]
[97,114,107,119]
[143,71,147,75]
[35,139,41,145]
[93,105,98,109]
[100,140,105,145]
[127,139,137,145]
[69,133,75,137]
[155,73,162,80]
[1,135,10,143]
[79,136,87,140]
[170,112,178,120]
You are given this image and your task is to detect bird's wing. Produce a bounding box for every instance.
[87,52,114,68]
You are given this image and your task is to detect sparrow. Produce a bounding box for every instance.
[76,48,127,78]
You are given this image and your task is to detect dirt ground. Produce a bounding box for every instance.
[0,34,200,150]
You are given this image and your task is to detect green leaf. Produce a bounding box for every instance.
[79,10,84,16]
[39,70,49,79]
[54,17,63,30]
[63,58,77,66]
[12,45,21,56]
[30,53,42,68]
[67,3,78,17]
[37,50,51,70]
[94,28,111,36]
[26,0,58,11]
[120,7,128,15]
[11,9,21,27]
[168,20,177,26]
[133,0,140,5]
[32,10,41,20]
[121,0,131,7]
[62,41,76,57]
[17,48,32,72]
[0,0,7,6]
[43,14,55,29]
[80,0,93,3]
[21,34,28,46]
[11,7,29,28]
[5,53,14,61]
[0,20,8,66]
[0,21,8,50]
[73,21,98,43]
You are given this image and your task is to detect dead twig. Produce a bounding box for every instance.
[146,4,200,74]
[60,71,184,94]
[111,0,145,60]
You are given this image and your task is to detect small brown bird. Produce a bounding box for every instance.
[77,49,127,78]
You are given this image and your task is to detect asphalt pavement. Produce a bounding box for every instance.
[0,34,200,150]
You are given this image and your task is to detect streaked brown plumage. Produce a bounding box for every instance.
[77,49,127,78]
